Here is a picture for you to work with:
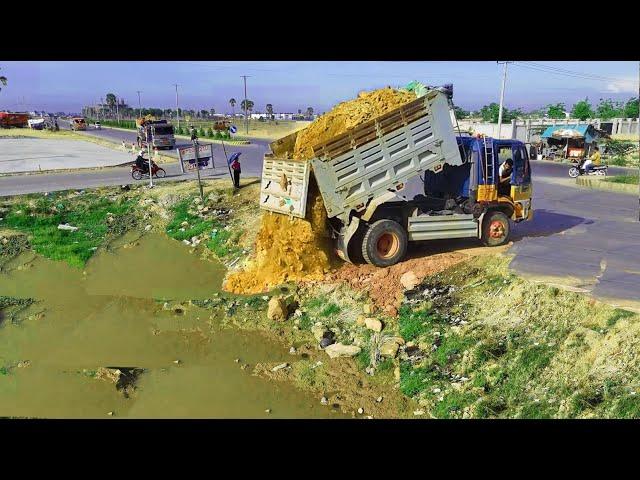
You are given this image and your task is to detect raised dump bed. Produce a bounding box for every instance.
[259,89,462,223]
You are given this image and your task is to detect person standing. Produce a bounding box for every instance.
[230,153,242,189]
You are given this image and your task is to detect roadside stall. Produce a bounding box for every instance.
[540,124,608,162]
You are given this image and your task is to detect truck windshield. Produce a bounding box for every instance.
[153,126,174,135]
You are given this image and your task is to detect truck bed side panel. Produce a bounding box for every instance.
[310,93,462,221]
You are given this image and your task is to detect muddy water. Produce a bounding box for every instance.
[0,233,343,418]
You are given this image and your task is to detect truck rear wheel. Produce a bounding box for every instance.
[481,211,511,247]
[362,219,408,267]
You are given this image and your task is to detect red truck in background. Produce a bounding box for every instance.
[0,111,29,128]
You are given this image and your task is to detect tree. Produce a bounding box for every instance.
[200,109,208,118]
[105,93,117,116]
[546,103,566,119]
[266,103,274,120]
[453,105,469,120]
[479,103,522,123]
[570,98,594,120]
[240,99,254,113]
[306,107,314,119]
[210,108,216,117]
[596,98,624,120]
[229,98,236,116]
[0,68,7,93]
[624,97,639,118]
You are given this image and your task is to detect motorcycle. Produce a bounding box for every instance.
[131,160,166,180]
[568,159,608,178]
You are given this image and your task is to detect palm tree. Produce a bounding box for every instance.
[0,68,7,93]
[306,107,314,119]
[229,98,236,116]
[210,108,216,117]
[266,103,274,121]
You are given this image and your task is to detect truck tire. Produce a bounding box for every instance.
[481,211,510,247]
[361,219,408,267]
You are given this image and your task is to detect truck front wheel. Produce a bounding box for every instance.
[362,219,408,267]
[481,211,511,247]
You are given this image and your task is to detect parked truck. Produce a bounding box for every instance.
[259,86,533,267]
[0,111,29,128]
[136,118,176,150]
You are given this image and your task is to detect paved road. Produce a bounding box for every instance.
[508,161,640,310]
[1,138,638,309]
[60,119,271,177]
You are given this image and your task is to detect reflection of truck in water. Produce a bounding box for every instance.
[0,111,29,128]
[70,117,87,131]
[136,118,176,150]
[260,86,533,267]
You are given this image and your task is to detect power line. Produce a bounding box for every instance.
[519,61,628,82]
[512,61,630,84]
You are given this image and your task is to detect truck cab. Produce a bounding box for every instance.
[70,117,87,131]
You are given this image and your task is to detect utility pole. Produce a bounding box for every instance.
[173,84,180,130]
[496,61,511,139]
[137,90,142,118]
[241,75,250,135]
[637,60,639,222]
[115,95,120,124]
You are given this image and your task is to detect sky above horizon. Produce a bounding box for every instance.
[0,61,637,114]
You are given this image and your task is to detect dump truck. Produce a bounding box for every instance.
[259,86,533,267]
[69,117,87,131]
[0,112,29,128]
[136,118,176,149]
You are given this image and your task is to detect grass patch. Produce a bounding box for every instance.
[165,198,214,241]
[603,174,638,185]
[1,193,136,268]
[396,255,640,419]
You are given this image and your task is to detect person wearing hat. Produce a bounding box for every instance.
[230,152,242,189]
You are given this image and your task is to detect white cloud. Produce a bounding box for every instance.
[604,77,638,94]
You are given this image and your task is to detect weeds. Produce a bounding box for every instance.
[2,193,137,268]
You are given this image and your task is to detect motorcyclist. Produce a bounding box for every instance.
[582,146,600,174]
[135,150,149,173]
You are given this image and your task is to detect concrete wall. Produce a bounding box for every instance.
[456,117,640,141]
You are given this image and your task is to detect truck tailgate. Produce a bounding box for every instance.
[259,157,311,218]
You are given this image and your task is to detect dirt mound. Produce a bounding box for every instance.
[291,87,416,160]
[327,252,468,316]
[224,188,333,294]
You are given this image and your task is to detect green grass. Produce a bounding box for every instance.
[320,303,341,318]
[165,198,214,241]
[2,193,136,268]
[397,256,640,419]
[603,174,638,185]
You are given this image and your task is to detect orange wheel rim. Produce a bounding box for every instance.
[377,232,400,259]
[489,220,506,239]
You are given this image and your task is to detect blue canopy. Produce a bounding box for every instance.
[541,124,596,143]
[227,152,242,164]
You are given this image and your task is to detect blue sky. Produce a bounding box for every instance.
[0,61,637,114]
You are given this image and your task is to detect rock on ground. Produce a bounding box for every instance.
[267,296,288,321]
[364,318,383,332]
[324,343,361,359]
[400,271,420,290]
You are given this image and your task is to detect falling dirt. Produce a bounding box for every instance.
[225,87,417,294]
[224,185,334,295]
[291,87,416,160]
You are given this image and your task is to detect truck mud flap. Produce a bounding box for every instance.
[335,217,361,264]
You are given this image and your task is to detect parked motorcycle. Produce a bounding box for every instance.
[131,160,166,180]
[568,159,608,178]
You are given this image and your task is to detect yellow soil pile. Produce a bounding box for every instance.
[224,188,333,294]
[291,87,417,160]
[224,87,416,294]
